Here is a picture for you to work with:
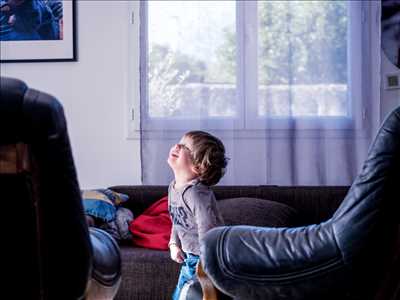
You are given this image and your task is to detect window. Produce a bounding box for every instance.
[136,1,367,131]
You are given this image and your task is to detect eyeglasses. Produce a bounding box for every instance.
[176,143,193,154]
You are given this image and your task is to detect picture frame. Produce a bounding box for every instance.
[0,0,76,63]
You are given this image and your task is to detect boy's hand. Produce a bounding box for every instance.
[169,244,185,263]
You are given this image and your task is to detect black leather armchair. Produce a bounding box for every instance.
[200,108,400,300]
[0,77,121,299]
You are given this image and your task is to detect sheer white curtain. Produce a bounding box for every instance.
[139,0,381,186]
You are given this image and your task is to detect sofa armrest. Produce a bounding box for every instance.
[200,224,347,300]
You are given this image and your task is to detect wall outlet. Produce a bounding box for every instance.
[385,73,400,90]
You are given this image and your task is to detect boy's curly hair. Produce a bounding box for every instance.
[185,131,228,186]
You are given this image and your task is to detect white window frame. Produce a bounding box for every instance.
[127,1,379,138]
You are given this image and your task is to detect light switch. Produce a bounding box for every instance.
[385,73,400,90]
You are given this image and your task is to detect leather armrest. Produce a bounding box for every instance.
[201,225,349,300]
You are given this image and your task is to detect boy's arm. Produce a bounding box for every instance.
[169,225,184,263]
[168,224,180,248]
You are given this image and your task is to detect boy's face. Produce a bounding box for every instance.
[167,135,198,176]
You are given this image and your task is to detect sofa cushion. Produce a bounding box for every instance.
[217,197,298,227]
[129,196,171,250]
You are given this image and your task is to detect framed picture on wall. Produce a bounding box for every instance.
[0,0,76,63]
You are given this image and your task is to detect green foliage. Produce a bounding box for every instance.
[149,2,347,86]
[217,1,348,85]
[149,44,206,84]
[148,45,189,117]
[259,0,347,84]
[212,28,236,84]
[147,1,349,117]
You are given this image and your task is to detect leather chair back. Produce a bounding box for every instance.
[0,77,92,299]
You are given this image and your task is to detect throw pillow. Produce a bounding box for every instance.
[217,197,299,227]
[82,189,129,222]
[129,196,172,250]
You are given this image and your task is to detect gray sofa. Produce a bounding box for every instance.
[110,185,349,300]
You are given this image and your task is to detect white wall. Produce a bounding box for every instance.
[1,1,142,189]
[1,1,399,188]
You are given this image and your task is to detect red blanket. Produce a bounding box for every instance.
[129,196,172,250]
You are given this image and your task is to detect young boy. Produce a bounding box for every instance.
[167,130,228,300]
